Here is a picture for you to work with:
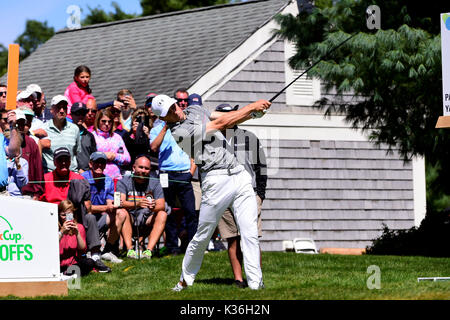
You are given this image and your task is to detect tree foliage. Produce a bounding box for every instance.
[81,1,138,26]
[14,20,55,59]
[275,0,450,207]
[140,0,231,16]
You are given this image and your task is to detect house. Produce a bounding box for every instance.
[2,0,426,251]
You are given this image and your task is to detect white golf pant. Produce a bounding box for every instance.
[180,165,263,289]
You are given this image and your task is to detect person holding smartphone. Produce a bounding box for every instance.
[58,200,96,276]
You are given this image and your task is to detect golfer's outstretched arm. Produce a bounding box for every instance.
[207,100,271,132]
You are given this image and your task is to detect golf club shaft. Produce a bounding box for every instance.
[269,33,357,103]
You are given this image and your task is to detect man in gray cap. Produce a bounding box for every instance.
[151,94,271,291]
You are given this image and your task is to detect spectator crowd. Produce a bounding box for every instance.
[0,65,267,287]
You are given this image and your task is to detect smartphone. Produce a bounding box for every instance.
[66,213,73,221]
[114,192,121,208]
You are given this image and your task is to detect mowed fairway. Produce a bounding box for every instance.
[6,252,450,300]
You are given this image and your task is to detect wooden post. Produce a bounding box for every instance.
[6,44,20,111]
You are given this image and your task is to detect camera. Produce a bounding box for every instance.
[66,213,73,221]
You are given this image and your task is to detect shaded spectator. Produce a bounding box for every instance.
[6,110,28,197]
[40,147,111,273]
[116,89,137,132]
[116,155,167,259]
[82,152,131,263]
[64,65,94,114]
[0,84,6,110]
[92,108,130,180]
[58,200,96,276]
[122,108,152,172]
[70,102,97,173]
[0,110,22,196]
[174,88,189,110]
[144,93,157,116]
[41,95,81,173]
[16,107,44,199]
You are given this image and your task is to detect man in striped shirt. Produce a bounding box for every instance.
[41,95,81,173]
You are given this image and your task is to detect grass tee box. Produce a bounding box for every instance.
[9,252,448,300]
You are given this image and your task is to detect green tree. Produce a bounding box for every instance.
[275,0,450,210]
[0,45,8,77]
[81,1,138,25]
[140,0,232,16]
[14,20,54,59]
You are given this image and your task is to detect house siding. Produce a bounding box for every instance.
[204,40,416,251]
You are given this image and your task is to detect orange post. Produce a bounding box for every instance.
[6,44,20,110]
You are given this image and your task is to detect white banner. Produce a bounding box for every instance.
[441,13,450,116]
[0,197,60,282]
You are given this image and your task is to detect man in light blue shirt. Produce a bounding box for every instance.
[150,117,197,255]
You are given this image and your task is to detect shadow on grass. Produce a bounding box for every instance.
[196,278,235,286]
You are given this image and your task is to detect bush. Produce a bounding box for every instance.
[366,209,450,257]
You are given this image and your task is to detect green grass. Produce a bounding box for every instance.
[7,252,450,300]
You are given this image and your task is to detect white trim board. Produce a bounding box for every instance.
[188,0,298,99]
[239,113,370,141]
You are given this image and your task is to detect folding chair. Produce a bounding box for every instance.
[293,238,318,254]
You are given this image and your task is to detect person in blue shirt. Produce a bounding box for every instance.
[81,152,131,263]
[150,116,197,255]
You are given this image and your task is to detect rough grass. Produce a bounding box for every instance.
[5,252,450,300]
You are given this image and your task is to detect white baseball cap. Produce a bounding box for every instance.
[151,94,177,117]
[14,109,26,121]
[51,95,69,106]
[16,89,33,101]
[26,84,42,94]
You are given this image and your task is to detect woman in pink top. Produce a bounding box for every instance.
[64,65,94,115]
[92,108,131,180]
[58,200,95,276]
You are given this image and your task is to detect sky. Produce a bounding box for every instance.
[1,0,143,47]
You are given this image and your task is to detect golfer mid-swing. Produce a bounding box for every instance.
[151,95,271,291]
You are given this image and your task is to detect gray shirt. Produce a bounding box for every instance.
[169,105,238,173]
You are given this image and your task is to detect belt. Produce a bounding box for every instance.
[203,165,244,177]
[160,170,191,174]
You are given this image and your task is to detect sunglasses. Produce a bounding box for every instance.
[0,91,6,97]
[87,109,97,114]
[176,98,188,103]
[100,119,112,124]
[72,111,87,116]
[1,117,7,121]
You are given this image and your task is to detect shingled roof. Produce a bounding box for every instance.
[2,0,289,104]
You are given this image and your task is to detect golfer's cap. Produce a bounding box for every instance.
[19,107,35,117]
[215,103,239,112]
[151,94,177,117]
[90,151,107,162]
[145,93,158,107]
[26,84,42,94]
[14,109,26,121]
[16,89,33,101]
[54,147,71,160]
[51,95,69,106]
[188,93,202,106]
